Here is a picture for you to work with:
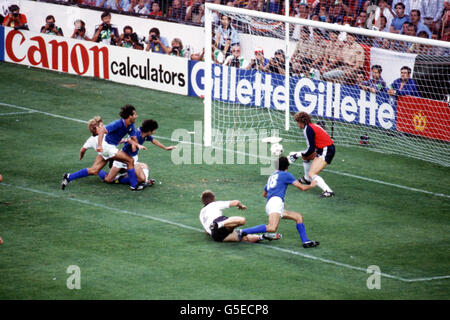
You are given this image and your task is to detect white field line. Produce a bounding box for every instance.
[1,182,450,283]
[1,101,449,199]
[0,111,36,116]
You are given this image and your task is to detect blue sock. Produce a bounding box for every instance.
[98,170,107,181]
[296,223,310,243]
[127,168,138,188]
[242,224,266,235]
[68,168,88,181]
[118,176,130,184]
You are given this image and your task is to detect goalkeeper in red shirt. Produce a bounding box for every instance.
[289,112,335,198]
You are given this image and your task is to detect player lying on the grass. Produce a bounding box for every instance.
[79,116,153,186]
[61,104,146,191]
[238,156,320,248]
[289,111,336,198]
[102,119,176,186]
[200,190,282,243]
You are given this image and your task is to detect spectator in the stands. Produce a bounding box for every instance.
[292,3,311,40]
[370,0,395,31]
[291,26,313,76]
[95,0,108,9]
[354,69,366,89]
[263,49,286,75]
[268,0,281,14]
[126,0,138,12]
[168,0,186,20]
[215,14,240,58]
[40,15,64,36]
[246,0,258,11]
[320,30,343,77]
[82,0,97,6]
[387,66,420,97]
[116,0,131,12]
[391,0,412,16]
[328,2,346,24]
[322,32,364,85]
[71,19,91,41]
[150,1,163,16]
[317,4,329,22]
[405,9,432,38]
[134,0,150,14]
[247,46,269,71]
[145,27,170,54]
[407,30,433,54]
[92,11,120,45]
[389,2,410,34]
[105,0,124,11]
[426,1,445,33]
[308,28,328,75]
[354,7,367,28]
[118,25,144,50]
[168,38,189,57]
[359,64,386,94]
[186,0,203,23]
[2,4,28,30]
[224,44,249,69]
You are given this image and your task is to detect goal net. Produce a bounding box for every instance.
[204,4,450,167]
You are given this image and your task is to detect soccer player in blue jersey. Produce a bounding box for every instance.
[103,119,176,186]
[61,104,145,191]
[239,156,320,248]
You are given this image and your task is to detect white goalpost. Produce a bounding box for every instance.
[204,3,450,166]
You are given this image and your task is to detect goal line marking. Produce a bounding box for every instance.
[1,182,449,283]
[1,101,448,199]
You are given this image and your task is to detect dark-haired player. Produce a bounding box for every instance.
[200,190,281,243]
[61,104,144,191]
[239,157,319,248]
[289,111,336,198]
[103,119,176,186]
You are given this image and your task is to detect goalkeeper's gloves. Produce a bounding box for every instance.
[288,152,302,164]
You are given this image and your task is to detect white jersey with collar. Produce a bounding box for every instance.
[199,201,231,235]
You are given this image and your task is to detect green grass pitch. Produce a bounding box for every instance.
[0,62,449,300]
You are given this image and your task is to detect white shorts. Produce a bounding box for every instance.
[112,155,138,169]
[98,139,119,160]
[265,196,284,217]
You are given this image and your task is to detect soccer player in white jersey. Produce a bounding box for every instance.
[104,119,176,186]
[61,105,144,191]
[199,190,281,243]
[239,157,320,248]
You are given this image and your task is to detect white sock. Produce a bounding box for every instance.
[217,221,225,228]
[143,168,149,181]
[312,175,332,192]
[303,160,311,181]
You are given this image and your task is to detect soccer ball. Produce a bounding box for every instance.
[271,143,284,157]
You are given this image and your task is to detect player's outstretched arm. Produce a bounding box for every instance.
[96,127,108,152]
[229,200,247,210]
[293,179,317,191]
[152,139,177,151]
[79,147,87,160]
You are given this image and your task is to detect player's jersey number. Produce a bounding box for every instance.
[267,174,279,190]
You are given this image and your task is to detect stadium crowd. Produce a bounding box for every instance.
[0,0,448,92]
